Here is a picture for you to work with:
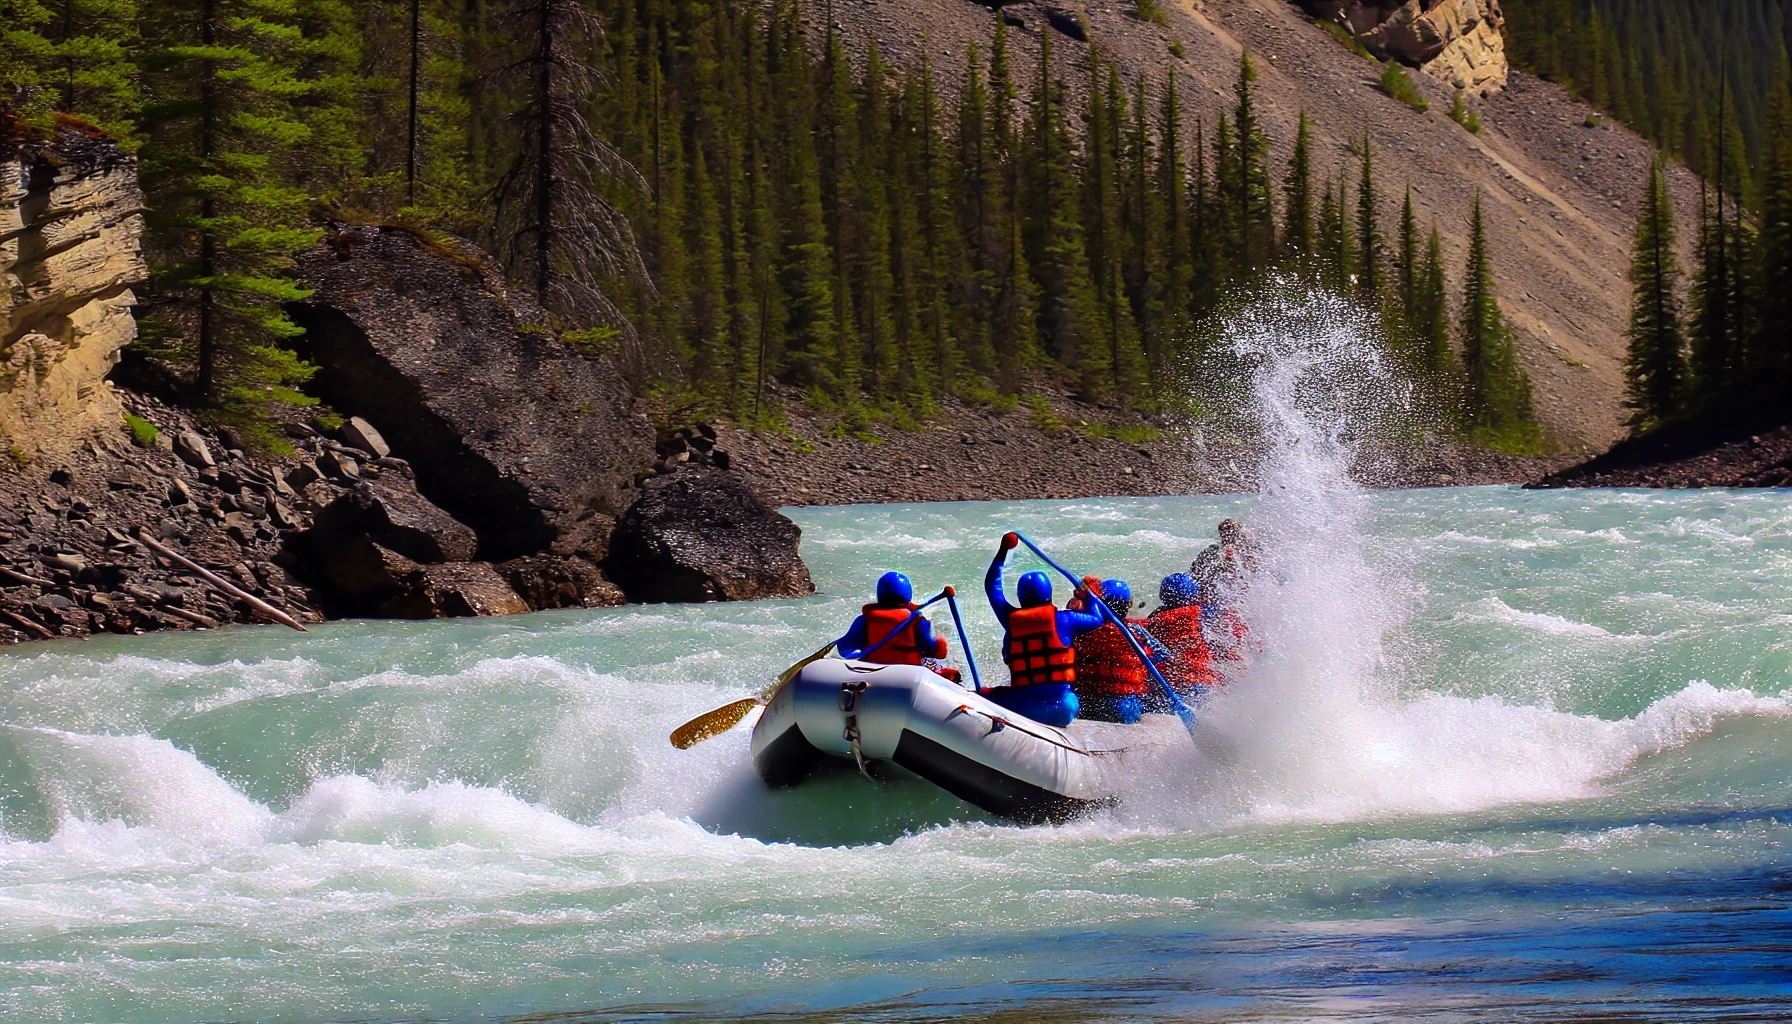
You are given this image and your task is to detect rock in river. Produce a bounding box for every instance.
[604,466,813,603]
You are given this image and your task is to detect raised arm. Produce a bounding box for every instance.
[985,533,1019,629]
[913,615,948,658]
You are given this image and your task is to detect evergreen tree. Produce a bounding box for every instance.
[1415,220,1455,385]
[1459,191,1536,435]
[1316,176,1353,295]
[1754,53,1792,391]
[137,0,324,446]
[1621,156,1685,429]
[41,0,141,143]
[1396,185,1419,341]
[1157,74,1194,362]
[1230,51,1273,274]
[1021,30,1106,394]
[1355,134,1383,305]
[487,0,643,358]
[1279,110,1314,271]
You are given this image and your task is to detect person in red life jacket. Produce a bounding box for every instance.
[1146,573,1218,702]
[835,572,958,681]
[1069,579,1169,725]
[982,533,1106,727]
[1192,559,1255,679]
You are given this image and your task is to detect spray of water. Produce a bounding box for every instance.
[1120,291,1789,828]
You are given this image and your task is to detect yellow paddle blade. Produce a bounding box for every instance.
[669,698,761,749]
[767,642,835,698]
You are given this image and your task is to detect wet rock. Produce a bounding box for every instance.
[317,450,360,482]
[604,466,813,603]
[340,416,391,459]
[497,553,625,610]
[286,461,322,490]
[173,431,215,468]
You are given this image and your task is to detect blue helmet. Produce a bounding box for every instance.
[1159,573,1200,609]
[1099,579,1132,615]
[875,571,913,606]
[1017,571,1053,608]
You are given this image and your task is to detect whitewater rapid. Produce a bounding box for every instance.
[3,293,1790,1021]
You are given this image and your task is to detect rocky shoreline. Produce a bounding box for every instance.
[1529,413,1792,490]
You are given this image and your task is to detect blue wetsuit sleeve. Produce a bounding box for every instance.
[985,555,1013,629]
[1056,609,1107,640]
[836,615,869,659]
[914,616,946,657]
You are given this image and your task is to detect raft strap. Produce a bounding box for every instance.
[839,681,875,779]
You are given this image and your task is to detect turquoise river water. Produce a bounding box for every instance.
[4,304,1791,1022]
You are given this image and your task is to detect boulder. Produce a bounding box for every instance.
[497,553,625,609]
[290,226,655,562]
[301,478,478,564]
[378,561,530,619]
[604,466,813,603]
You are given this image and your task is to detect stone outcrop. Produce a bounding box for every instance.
[1,124,145,462]
[604,466,814,603]
[289,225,655,563]
[1297,0,1508,94]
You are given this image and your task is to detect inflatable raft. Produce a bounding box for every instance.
[750,658,1117,824]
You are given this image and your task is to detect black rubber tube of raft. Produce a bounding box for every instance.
[1012,532,1198,736]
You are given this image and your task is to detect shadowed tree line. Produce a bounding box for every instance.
[0,0,1536,448]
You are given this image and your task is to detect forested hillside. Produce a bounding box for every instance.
[0,0,1722,455]
[1504,0,1788,196]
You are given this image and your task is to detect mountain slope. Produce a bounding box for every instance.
[828,0,1696,451]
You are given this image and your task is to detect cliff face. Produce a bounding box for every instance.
[1302,0,1509,94]
[0,127,145,464]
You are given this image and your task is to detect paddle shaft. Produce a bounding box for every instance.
[945,591,983,691]
[1012,532,1197,731]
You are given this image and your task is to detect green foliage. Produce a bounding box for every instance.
[1133,0,1167,26]
[1023,394,1067,433]
[1450,90,1482,132]
[123,413,158,447]
[1504,0,1789,193]
[1379,61,1428,111]
[1318,18,1374,61]
[1459,192,1539,439]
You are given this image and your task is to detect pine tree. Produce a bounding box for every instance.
[40,0,141,144]
[1021,29,1106,394]
[983,15,1035,389]
[1459,192,1536,436]
[1755,53,1792,392]
[1396,185,1419,343]
[1621,156,1685,429]
[1355,134,1383,305]
[1316,176,1353,295]
[1415,220,1455,386]
[488,0,643,360]
[137,0,325,447]
[1279,110,1313,271]
[769,2,837,391]
[1157,74,1194,362]
[1230,51,1273,274]
[0,0,55,134]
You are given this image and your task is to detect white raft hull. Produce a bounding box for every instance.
[750,659,1114,824]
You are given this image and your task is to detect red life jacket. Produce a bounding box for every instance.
[1072,621,1151,697]
[1147,605,1217,688]
[1004,605,1076,686]
[861,603,931,665]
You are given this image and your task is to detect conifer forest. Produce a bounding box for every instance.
[1,0,1788,451]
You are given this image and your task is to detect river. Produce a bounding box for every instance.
[3,301,1790,1022]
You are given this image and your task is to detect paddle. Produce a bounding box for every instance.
[945,589,983,692]
[669,589,952,749]
[1011,531,1199,738]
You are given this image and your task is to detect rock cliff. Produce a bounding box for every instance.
[0,124,145,463]
[1299,0,1509,94]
